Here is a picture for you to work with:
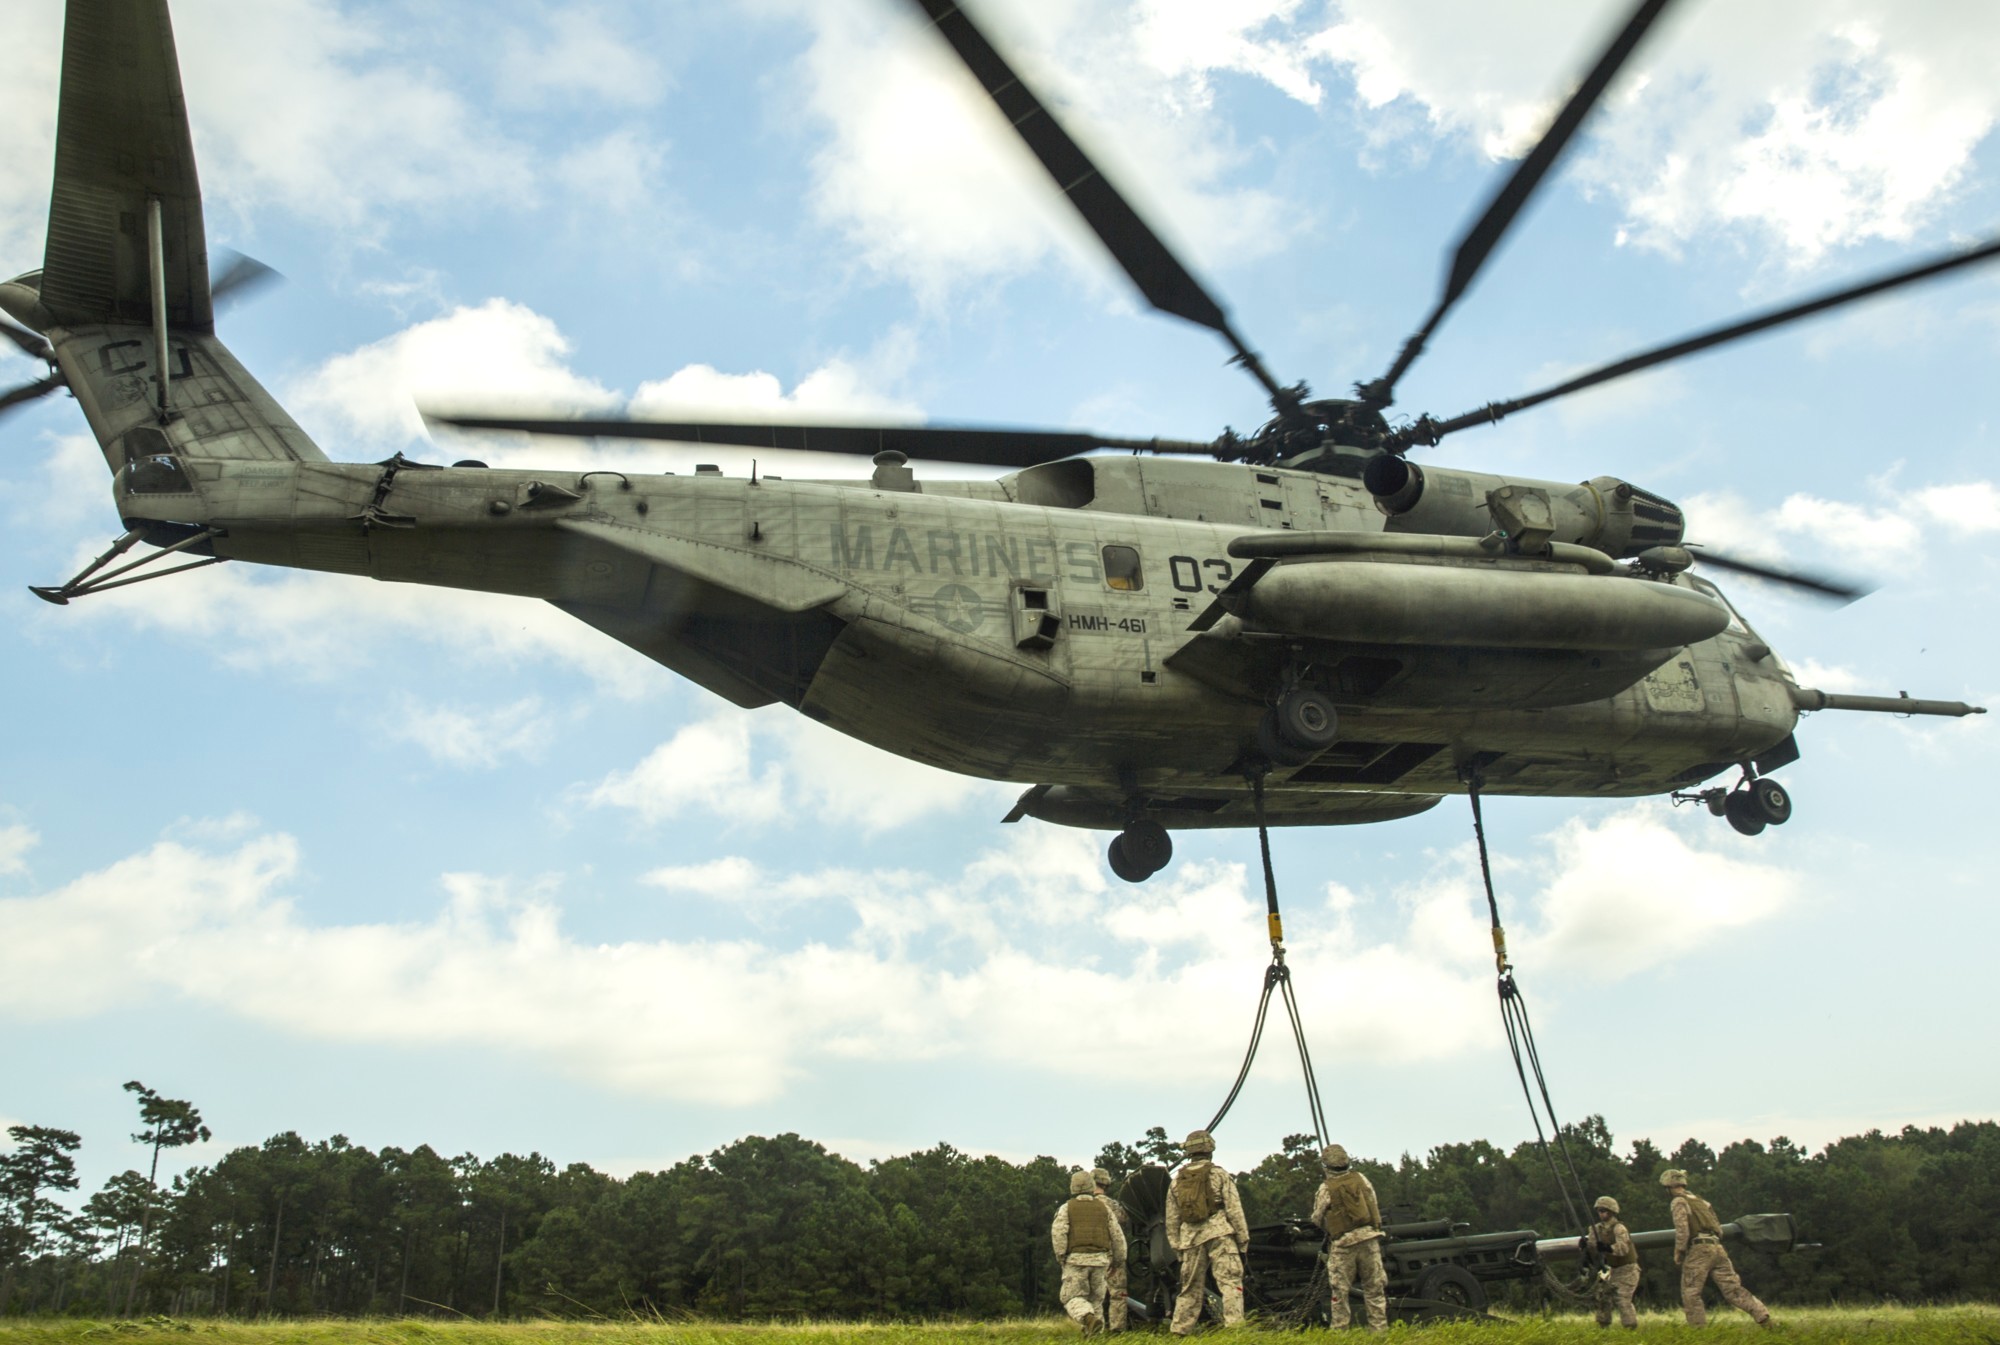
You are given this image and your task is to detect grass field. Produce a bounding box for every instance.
[3,1309,1998,1345]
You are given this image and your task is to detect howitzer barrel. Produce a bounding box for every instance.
[1382,1218,1460,1240]
[1382,1229,1540,1262]
[1536,1214,1796,1260]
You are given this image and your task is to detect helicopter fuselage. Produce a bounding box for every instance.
[54,321,1804,832]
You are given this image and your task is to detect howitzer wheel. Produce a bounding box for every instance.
[1410,1262,1487,1312]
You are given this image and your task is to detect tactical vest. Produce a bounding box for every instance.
[1172,1163,1217,1223]
[1680,1192,1724,1238]
[1066,1196,1113,1254]
[1319,1171,1375,1239]
[1597,1222,1638,1267]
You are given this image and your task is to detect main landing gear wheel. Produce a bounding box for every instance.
[1257,689,1340,767]
[1748,776,1792,826]
[1723,791,1767,836]
[1108,820,1173,883]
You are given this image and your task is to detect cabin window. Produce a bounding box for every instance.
[1102,545,1144,592]
[124,455,194,495]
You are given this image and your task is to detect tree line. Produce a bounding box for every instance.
[4,1084,1996,1318]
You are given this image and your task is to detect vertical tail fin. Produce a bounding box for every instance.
[5,0,330,471]
[40,0,212,331]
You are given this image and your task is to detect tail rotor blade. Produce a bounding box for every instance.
[210,248,282,311]
[1,317,54,364]
[0,371,67,418]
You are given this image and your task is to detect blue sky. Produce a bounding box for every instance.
[3,0,1998,1208]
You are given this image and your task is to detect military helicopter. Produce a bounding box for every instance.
[3,0,1985,886]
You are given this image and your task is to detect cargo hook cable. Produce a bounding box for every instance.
[1206,769,1329,1147]
[1466,771,1594,1249]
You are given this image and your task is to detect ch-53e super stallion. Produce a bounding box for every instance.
[4,0,1986,884]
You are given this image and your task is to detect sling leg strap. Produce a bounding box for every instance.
[1207,771,1329,1145]
[1466,773,1593,1249]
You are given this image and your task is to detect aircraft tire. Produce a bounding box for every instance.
[1108,834,1152,883]
[1724,791,1767,836]
[1121,819,1173,873]
[1272,688,1340,752]
[1256,710,1318,767]
[1748,777,1792,825]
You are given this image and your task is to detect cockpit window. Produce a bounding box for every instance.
[1102,545,1143,592]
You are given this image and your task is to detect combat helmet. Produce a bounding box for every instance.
[1321,1143,1350,1170]
[1092,1168,1113,1188]
[1069,1170,1097,1195]
[1659,1168,1689,1188]
[1184,1129,1215,1155]
[1594,1195,1620,1215]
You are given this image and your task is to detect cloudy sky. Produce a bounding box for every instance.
[3,0,1998,1206]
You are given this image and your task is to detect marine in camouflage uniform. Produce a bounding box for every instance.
[1661,1169,1770,1327]
[1584,1195,1640,1329]
[1053,1168,1129,1332]
[1310,1144,1387,1334]
[1094,1168,1133,1331]
[1164,1130,1250,1334]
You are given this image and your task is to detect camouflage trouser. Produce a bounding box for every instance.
[1171,1238,1245,1334]
[1594,1263,1640,1328]
[1680,1242,1769,1326]
[1060,1262,1109,1328]
[1327,1237,1388,1332]
[1107,1260,1128,1330]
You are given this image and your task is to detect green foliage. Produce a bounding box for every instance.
[7,1107,2000,1321]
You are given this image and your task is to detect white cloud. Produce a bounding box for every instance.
[553,127,669,215]
[288,300,621,452]
[1303,0,2000,263]
[586,707,1009,834]
[495,11,664,109]
[1521,807,1798,978]
[1911,481,2000,536]
[389,696,552,769]
[1684,476,2000,571]
[0,823,37,878]
[784,0,1299,308]
[0,802,1798,1105]
[586,714,785,823]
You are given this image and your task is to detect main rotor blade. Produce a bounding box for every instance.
[1396,234,2000,450]
[0,371,66,418]
[903,0,1291,410]
[1368,0,1677,407]
[428,413,1219,469]
[1690,547,1871,605]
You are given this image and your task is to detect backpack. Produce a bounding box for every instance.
[1322,1172,1373,1234]
[1173,1165,1216,1223]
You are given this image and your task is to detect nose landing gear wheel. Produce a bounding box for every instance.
[1108,820,1173,883]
